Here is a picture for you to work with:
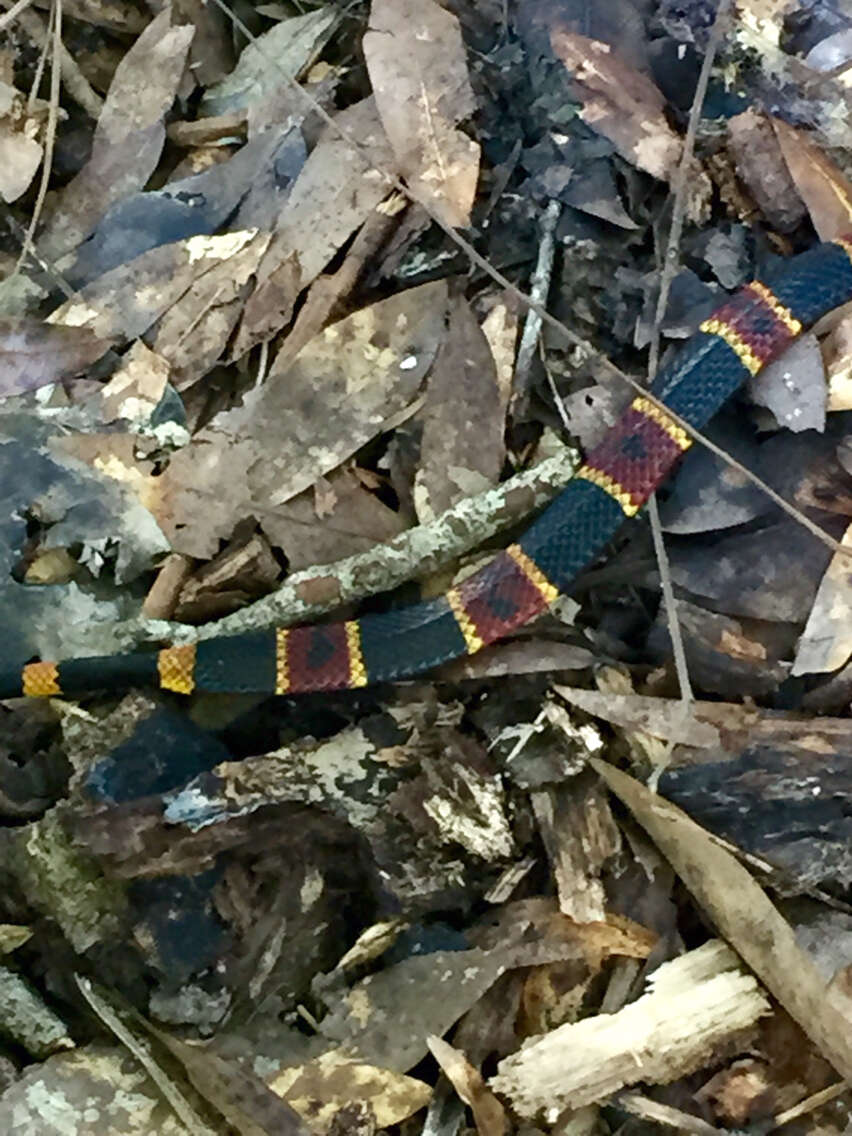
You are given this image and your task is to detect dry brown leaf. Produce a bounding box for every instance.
[200,8,339,119]
[172,533,281,622]
[364,0,480,227]
[550,30,681,184]
[50,434,156,504]
[270,197,405,378]
[792,521,852,675]
[318,946,520,1072]
[428,1036,505,1136]
[480,298,519,415]
[151,230,272,389]
[414,295,504,520]
[173,0,233,90]
[143,552,194,621]
[60,0,148,34]
[0,320,110,397]
[99,340,170,425]
[726,109,805,233]
[134,1010,313,1136]
[517,917,654,1037]
[0,1047,211,1134]
[592,760,852,1082]
[150,281,448,557]
[39,9,195,261]
[233,98,397,356]
[260,468,407,571]
[772,117,852,240]
[556,685,720,748]
[48,229,262,343]
[440,640,595,682]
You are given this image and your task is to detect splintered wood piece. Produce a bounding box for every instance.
[490,940,770,1117]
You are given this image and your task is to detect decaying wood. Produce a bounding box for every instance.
[490,940,770,1118]
[530,768,620,922]
[595,760,852,1082]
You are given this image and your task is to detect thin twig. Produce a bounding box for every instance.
[646,0,734,786]
[513,197,561,414]
[0,0,36,34]
[771,1081,849,1129]
[4,0,102,118]
[14,0,61,277]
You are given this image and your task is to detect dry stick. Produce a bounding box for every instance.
[24,0,49,114]
[2,210,74,299]
[74,977,218,1136]
[645,0,734,785]
[105,447,581,652]
[615,1092,720,1136]
[772,1081,849,1129]
[207,0,852,566]
[14,0,61,277]
[513,197,562,415]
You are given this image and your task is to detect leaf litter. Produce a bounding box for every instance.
[3,0,852,1133]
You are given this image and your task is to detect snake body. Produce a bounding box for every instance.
[6,238,852,699]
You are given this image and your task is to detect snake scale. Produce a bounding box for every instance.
[5,237,852,700]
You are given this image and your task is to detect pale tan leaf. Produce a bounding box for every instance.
[824,315,852,411]
[480,298,519,415]
[0,924,32,954]
[0,124,41,203]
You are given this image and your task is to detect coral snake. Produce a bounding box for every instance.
[5,237,852,701]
